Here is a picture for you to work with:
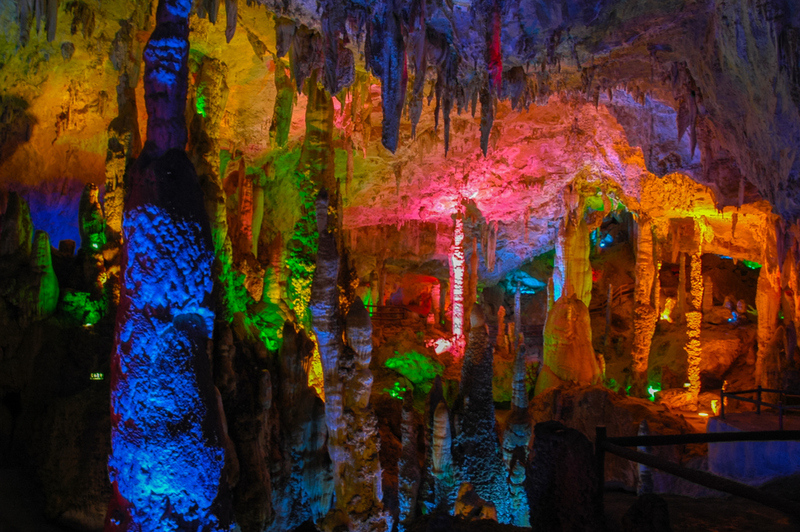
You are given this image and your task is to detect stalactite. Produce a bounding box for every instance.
[366,0,406,153]
[274,16,295,58]
[454,306,513,523]
[479,87,494,156]
[46,0,57,42]
[631,217,657,396]
[224,0,237,43]
[107,1,232,528]
[487,220,497,272]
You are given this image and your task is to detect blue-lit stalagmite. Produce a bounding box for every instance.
[106,0,232,529]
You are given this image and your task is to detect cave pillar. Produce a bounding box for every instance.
[449,211,466,354]
[685,247,704,407]
[677,253,687,322]
[106,1,232,529]
[552,196,592,309]
[537,192,598,394]
[756,266,781,387]
[631,216,657,396]
[514,281,522,348]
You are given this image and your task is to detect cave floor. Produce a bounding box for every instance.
[605,478,800,532]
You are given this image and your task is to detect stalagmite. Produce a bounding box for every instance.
[677,252,687,321]
[631,217,657,396]
[431,400,454,510]
[496,305,506,352]
[535,294,602,395]
[685,248,704,406]
[0,192,33,257]
[105,20,143,237]
[189,57,230,257]
[79,184,106,252]
[106,0,232,528]
[337,298,389,530]
[269,58,294,149]
[453,306,513,523]
[397,395,420,531]
[23,230,59,322]
[269,323,333,530]
[502,344,531,527]
[487,220,497,272]
[756,267,781,387]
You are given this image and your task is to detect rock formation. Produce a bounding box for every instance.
[106,0,232,529]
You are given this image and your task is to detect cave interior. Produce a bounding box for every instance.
[1,0,800,530]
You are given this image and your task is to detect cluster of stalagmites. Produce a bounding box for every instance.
[0,186,115,328]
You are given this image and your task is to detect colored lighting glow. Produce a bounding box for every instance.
[647,382,661,401]
[308,339,325,401]
[383,381,407,400]
[698,412,709,417]
[660,297,675,322]
[711,399,719,415]
[450,212,465,345]
[385,350,443,395]
[742,259,761,269]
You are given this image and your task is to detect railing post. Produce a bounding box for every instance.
[757,386,762,415]
[595,426,607,513]
[720,389,725,419]
[779,401,784,431]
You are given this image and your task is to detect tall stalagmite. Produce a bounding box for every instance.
[756,266,781,387]
[501,344,531,526]
[453,306,513,523]
[631,216,657,395]
[537,194,600,394]
[106,0,232,529]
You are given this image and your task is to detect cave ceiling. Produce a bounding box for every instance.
[0,0,798,282]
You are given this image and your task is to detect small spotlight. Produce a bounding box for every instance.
[698,412,709,417]
[90,372,104,381]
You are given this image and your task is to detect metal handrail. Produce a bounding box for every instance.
[720,386,800,430]
[595,426,800,519]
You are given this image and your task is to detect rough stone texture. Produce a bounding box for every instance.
[452,306,515,524]
[621,494,672,532]
[529,386,699,493]
[535,296,601,394]
[527,420,603,532]
[106,1,233,529]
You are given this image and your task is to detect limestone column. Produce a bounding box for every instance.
[631,216,657,396]
[106,1,232,528]
[756,266,781,387]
